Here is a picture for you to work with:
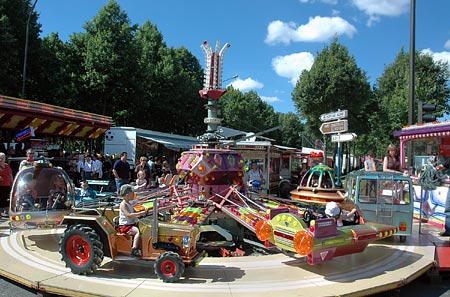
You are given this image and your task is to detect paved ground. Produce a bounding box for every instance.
[373,271,450,297]
[1,271,450,297]
[0,214,448,297]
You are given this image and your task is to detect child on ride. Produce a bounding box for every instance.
[80,180,96,199]
[135,170,147,190]
[118,184,148,257]
[48,174,67,209]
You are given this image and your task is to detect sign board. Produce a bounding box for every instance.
[320,110,348,122]
[15,126,35,142]
[204,117,221,125]
[320,120,348,134]
[331,133,357,142]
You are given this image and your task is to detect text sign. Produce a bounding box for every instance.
[320,120,348,134]
[320,110,348,122]
[331,133,357,142]
[15,126,35,142]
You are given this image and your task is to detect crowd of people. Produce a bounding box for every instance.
[0,148,174,217]
[1,142,449,238]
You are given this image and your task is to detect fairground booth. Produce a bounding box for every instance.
[0,95,113,173]
[394,121,450,227]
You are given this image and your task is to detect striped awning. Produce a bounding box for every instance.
[393,121,450,141]
[0,95,113,139]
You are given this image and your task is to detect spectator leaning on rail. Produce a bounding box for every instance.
[383,144,402,173]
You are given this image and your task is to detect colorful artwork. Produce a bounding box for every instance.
[413,185,446,227]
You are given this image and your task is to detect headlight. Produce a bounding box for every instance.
[182,235,191,249]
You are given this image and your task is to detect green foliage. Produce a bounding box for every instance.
[2,0,449,161]
[372,48,450,152]
[80,0,140,118]
[220,87,280,141]
[0,0,41,98]
[292,38,373,156]
[277,112,304,147]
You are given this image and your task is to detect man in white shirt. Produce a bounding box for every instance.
[83,155,94,180]
[245,161,264,186]
[92,155,103,179]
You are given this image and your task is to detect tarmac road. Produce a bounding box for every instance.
[0,277,37,297]
[1,271,449,297]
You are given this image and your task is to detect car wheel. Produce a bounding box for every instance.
[59,224,104,275]
[154,251,185,282]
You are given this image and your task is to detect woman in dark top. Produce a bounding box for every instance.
[383,144,401,173]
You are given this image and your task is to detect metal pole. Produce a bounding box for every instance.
[336,140,341,187]
[406,0,416,168]
[21,0,38,99]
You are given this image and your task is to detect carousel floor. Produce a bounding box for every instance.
[0,217,447,297]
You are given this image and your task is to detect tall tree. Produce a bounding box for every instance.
[0,0,41,98]
[78,0,141,121]
[220,87,280,140]
[277,112,304,148]
[134,21,205,135]
[373,48,450,152]
[291,38,374,155]
[35,33,76,106]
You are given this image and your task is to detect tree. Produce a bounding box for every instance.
[292,37,374,156]
[0,0,41,98]
[220,87,280,141]
[77,0,141,121]
[373,48,450,150]
[34,33,76,106]
[135,21,205,135]
[277,112,304,148]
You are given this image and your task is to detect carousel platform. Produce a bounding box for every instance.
[0,217,447,297]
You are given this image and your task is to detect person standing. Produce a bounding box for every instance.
[0,153,13,216]
[153,157,162,185]
[147,156,155,181]
[82,155,94,180]
[135,156,151,187]
[92,154,103,180]
[19,148,35,171]
[74,155,84,185]
[435,160,450,236]
[113,152,131,193]
[364,151,377,171]
[383,144,401,173]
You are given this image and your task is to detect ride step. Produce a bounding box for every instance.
[434,241,450,271]
[114,256,140,261]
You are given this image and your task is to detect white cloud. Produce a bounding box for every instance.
[227,77,263,91]
[265,16,356,45]
[352,0,410,26]
[421,49,450,69]
[260,96,282,103]
[272,52,315,85]
[445,39,450,50]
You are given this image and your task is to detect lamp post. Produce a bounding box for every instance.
[222,74,239,83]
[406,0,416,169]
[21,0,38,99]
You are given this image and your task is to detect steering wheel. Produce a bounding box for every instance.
[50,191,66,208]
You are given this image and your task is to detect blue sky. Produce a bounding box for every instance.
[35,0,450,115]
